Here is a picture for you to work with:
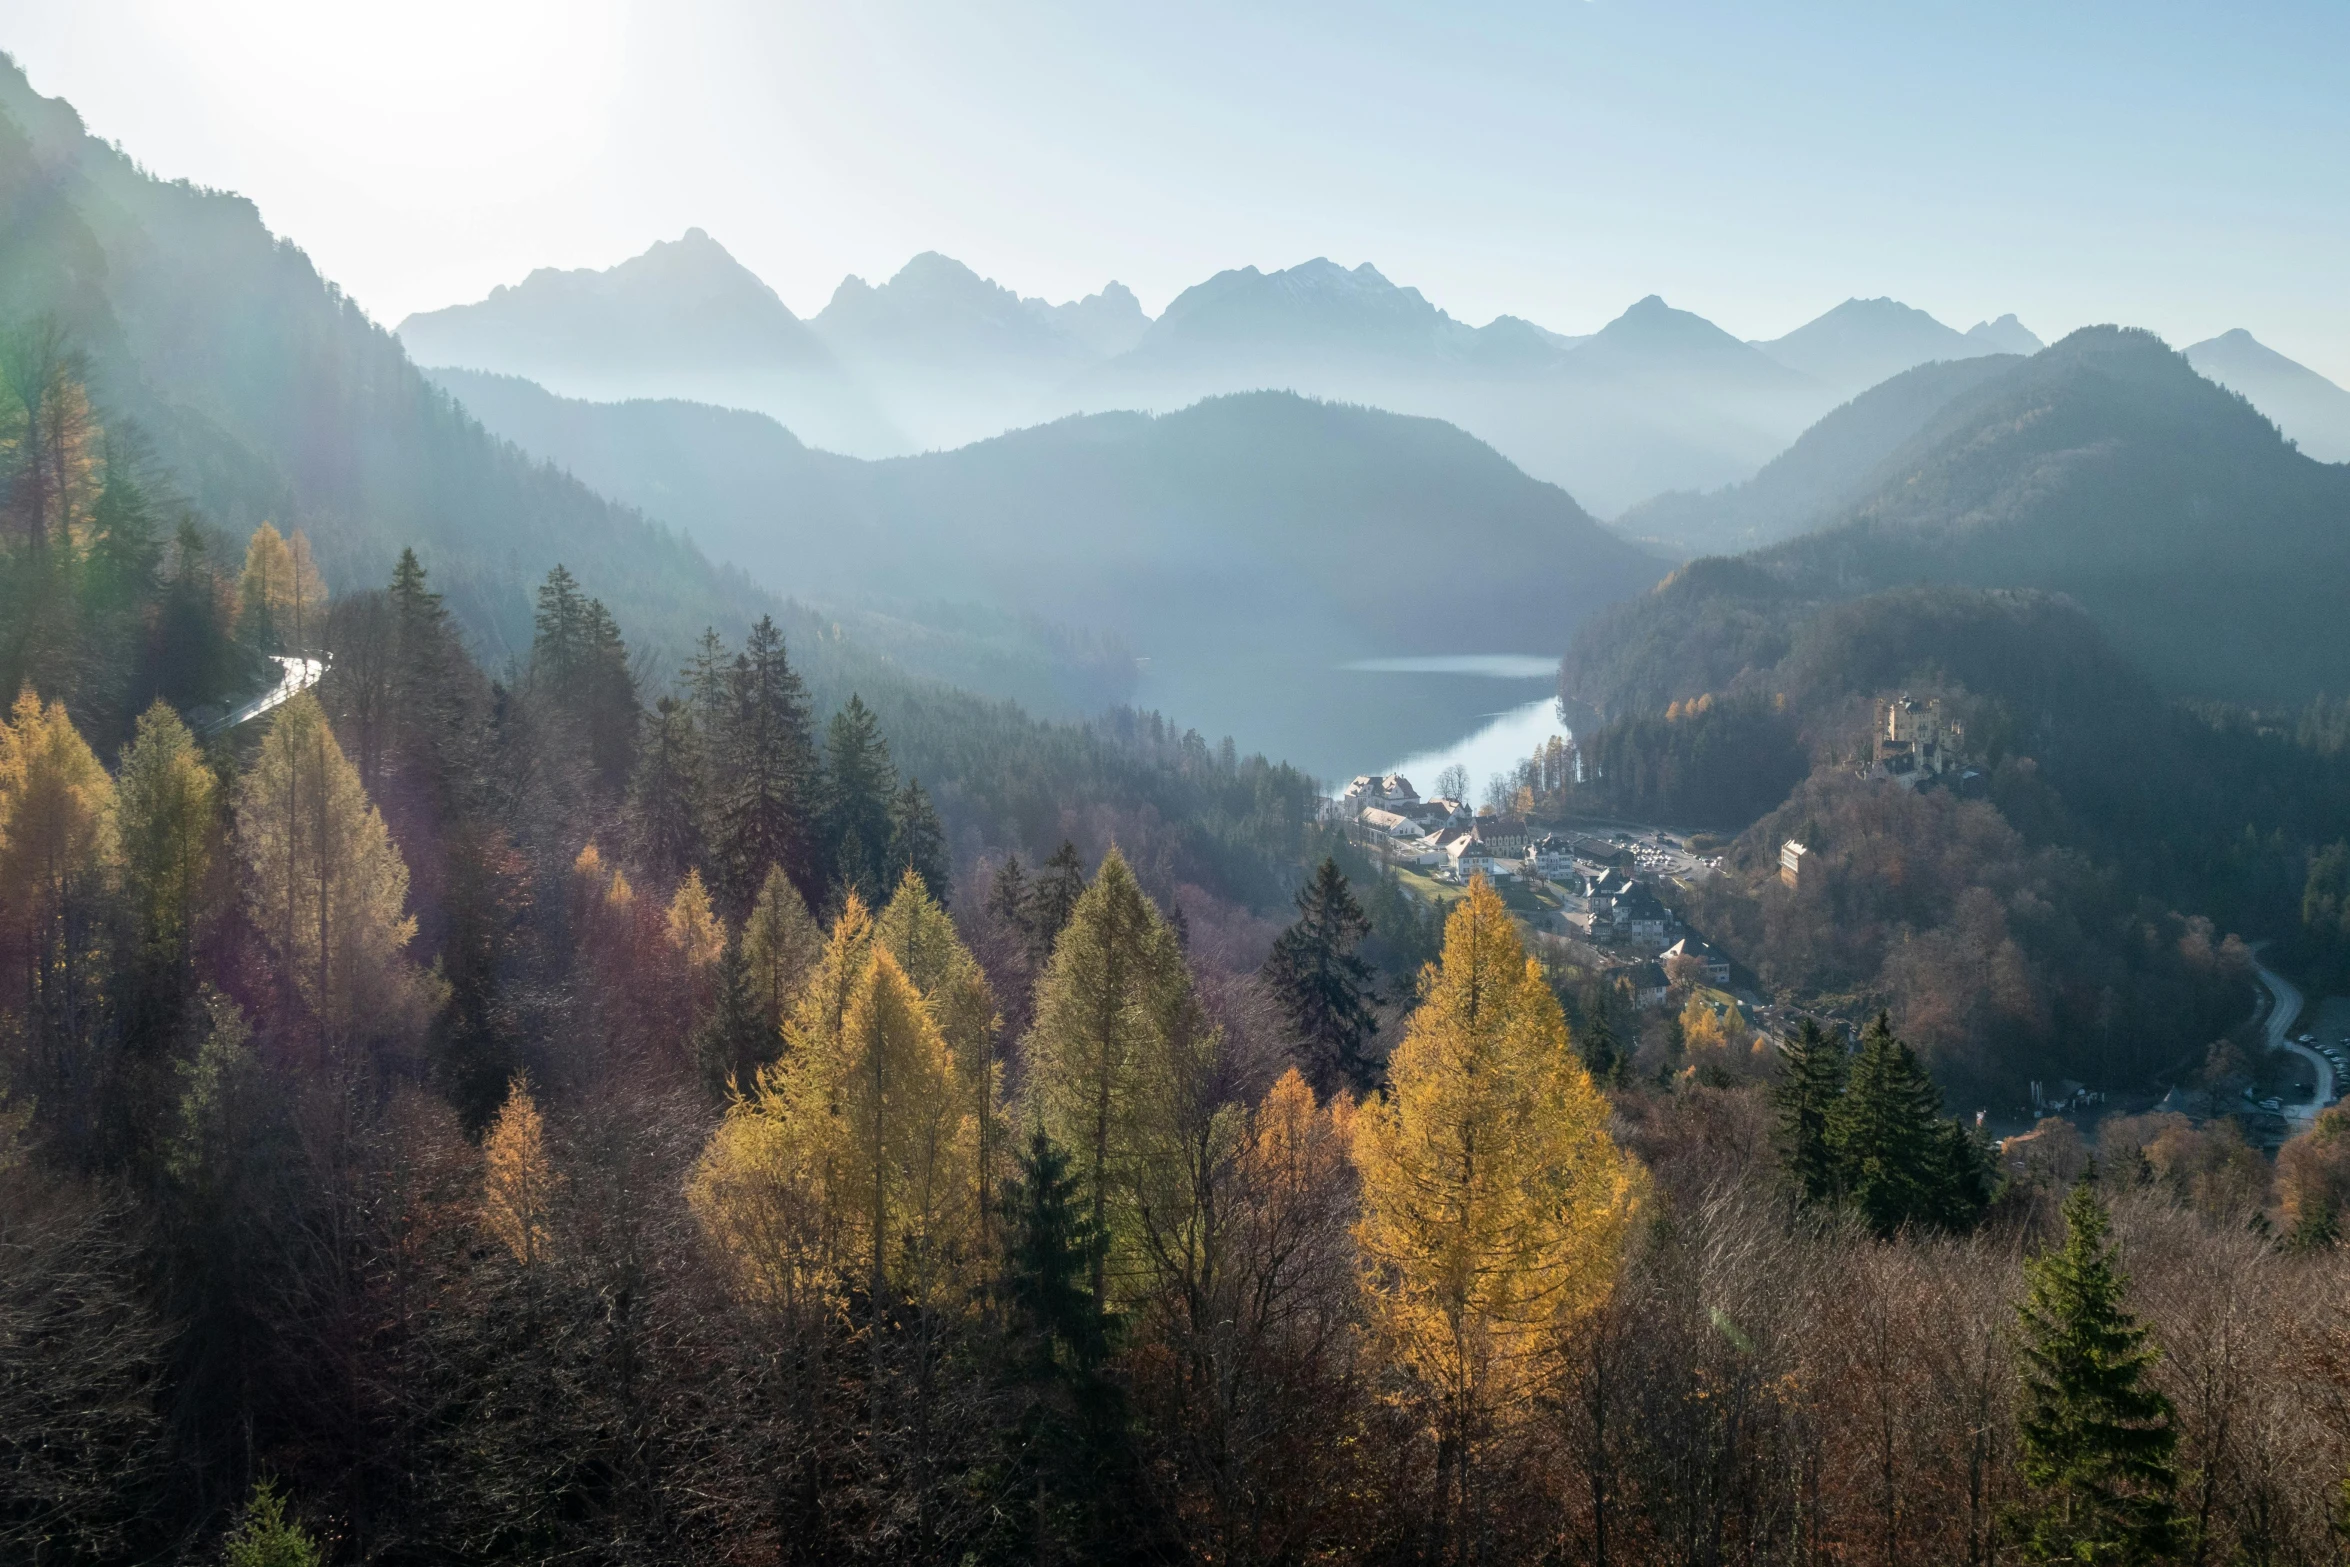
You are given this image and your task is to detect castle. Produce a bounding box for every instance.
[1871,695,1964,781]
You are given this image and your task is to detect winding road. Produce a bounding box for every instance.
[204,655,324,735]
[2255,957,2332,1125]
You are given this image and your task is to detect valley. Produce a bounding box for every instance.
[7,21,2350,1567]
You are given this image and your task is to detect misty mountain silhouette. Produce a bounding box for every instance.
[397,229,903,455]
[1614,354,2024,557]
[1750,326,2350,701]
[1753,296,2021,403]
[425,366,1669,677]
[2185,328,2350,463]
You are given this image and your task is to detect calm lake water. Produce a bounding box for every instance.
[1132,651,1585,791]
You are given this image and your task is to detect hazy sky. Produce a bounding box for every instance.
[5,0,2347,378]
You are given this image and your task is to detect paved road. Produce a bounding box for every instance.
[206,655,324,735]
[2255,958,2332,1124]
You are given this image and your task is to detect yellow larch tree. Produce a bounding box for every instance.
[238,690,422,1045]
[874,867,1004,1251]
[0,689,118,1052]
[689,894,874,1307]
[115,700,219,982]
[1022,847,1175,1303]
[741,862,821,1033]
[1353,875,1643,1546]
[665,867,726,968]
[236,523,327,654]
[481,1075,561,1268]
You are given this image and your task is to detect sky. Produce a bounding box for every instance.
[4,0,2347,380]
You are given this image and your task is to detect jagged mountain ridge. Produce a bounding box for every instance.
[400,237,2062,515]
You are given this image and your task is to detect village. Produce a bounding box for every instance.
[1334,769,1736,1008]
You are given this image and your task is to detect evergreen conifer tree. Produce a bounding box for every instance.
[1829,1012,1981,1236]
[1261,856,1381,1095]
[1577,993,1622,1087]
[822,694,897,906]
[710,616,819,914]
[1773,1019,1848,1209]
[627,695,703,885]
[2013,1177,2181,1564]
[697,938,771,1100]
[885,777,949,902]
[1028,840,1088,970]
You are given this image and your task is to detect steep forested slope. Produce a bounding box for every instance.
[1755,327,2350,702]
[0,56,768,664]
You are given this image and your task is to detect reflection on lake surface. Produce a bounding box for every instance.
[1389,695,1579,802]
[1130,651,1583,789]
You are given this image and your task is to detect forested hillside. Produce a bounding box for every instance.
[427,366,1672,666]
[1614,354,2020,556]
[1760,327,2350,703]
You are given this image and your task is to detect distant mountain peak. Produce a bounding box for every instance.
[2185,327,2350,462]
[1965,313,2044,355]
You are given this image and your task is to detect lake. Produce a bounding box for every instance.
[1132,651,1588,793]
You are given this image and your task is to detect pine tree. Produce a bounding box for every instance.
[696,937,770,1100]
[665,868,727,970]
[886,776,949,903]
[989,1127,1130,1562]
[1577,993,1622,1087]
[823,694,897,906]
[1353,876,1643,1550]
[116,700,218,985]
[1829,1012,1979,1237]
[1261,856,1381,1096]
[2013,1177,2181,1564]
[1028,840,1088,970]
[530,566,637,796]
[627,695,702,885]
[710,616,819,914]
[988,852,1031,941]
[221,1480,325,1567]
[1773,1019,1848,1210]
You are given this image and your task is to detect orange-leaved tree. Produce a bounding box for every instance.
[1353,874,1643,1554]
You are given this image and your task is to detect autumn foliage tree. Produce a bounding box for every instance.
[1353,874,1642,1557]
[237,690,425,1047]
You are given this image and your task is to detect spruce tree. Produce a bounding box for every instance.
[2013,1177,2181,1564]
[885,777,949,902]
[988,852,1031,945]
[822,694,897,906]
[709,616,819,914]
[696,938,769,1100]
[1028,840,1088,970]
[1261,856,1381,1095]
[1577,993,1622,1087]
[988,1127,1131,1563]
[1773,1019,1848,1209]
[1829,1012,1976,1236]
[628,695,703,885]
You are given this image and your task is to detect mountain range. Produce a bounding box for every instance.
[398,236,2073,515]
